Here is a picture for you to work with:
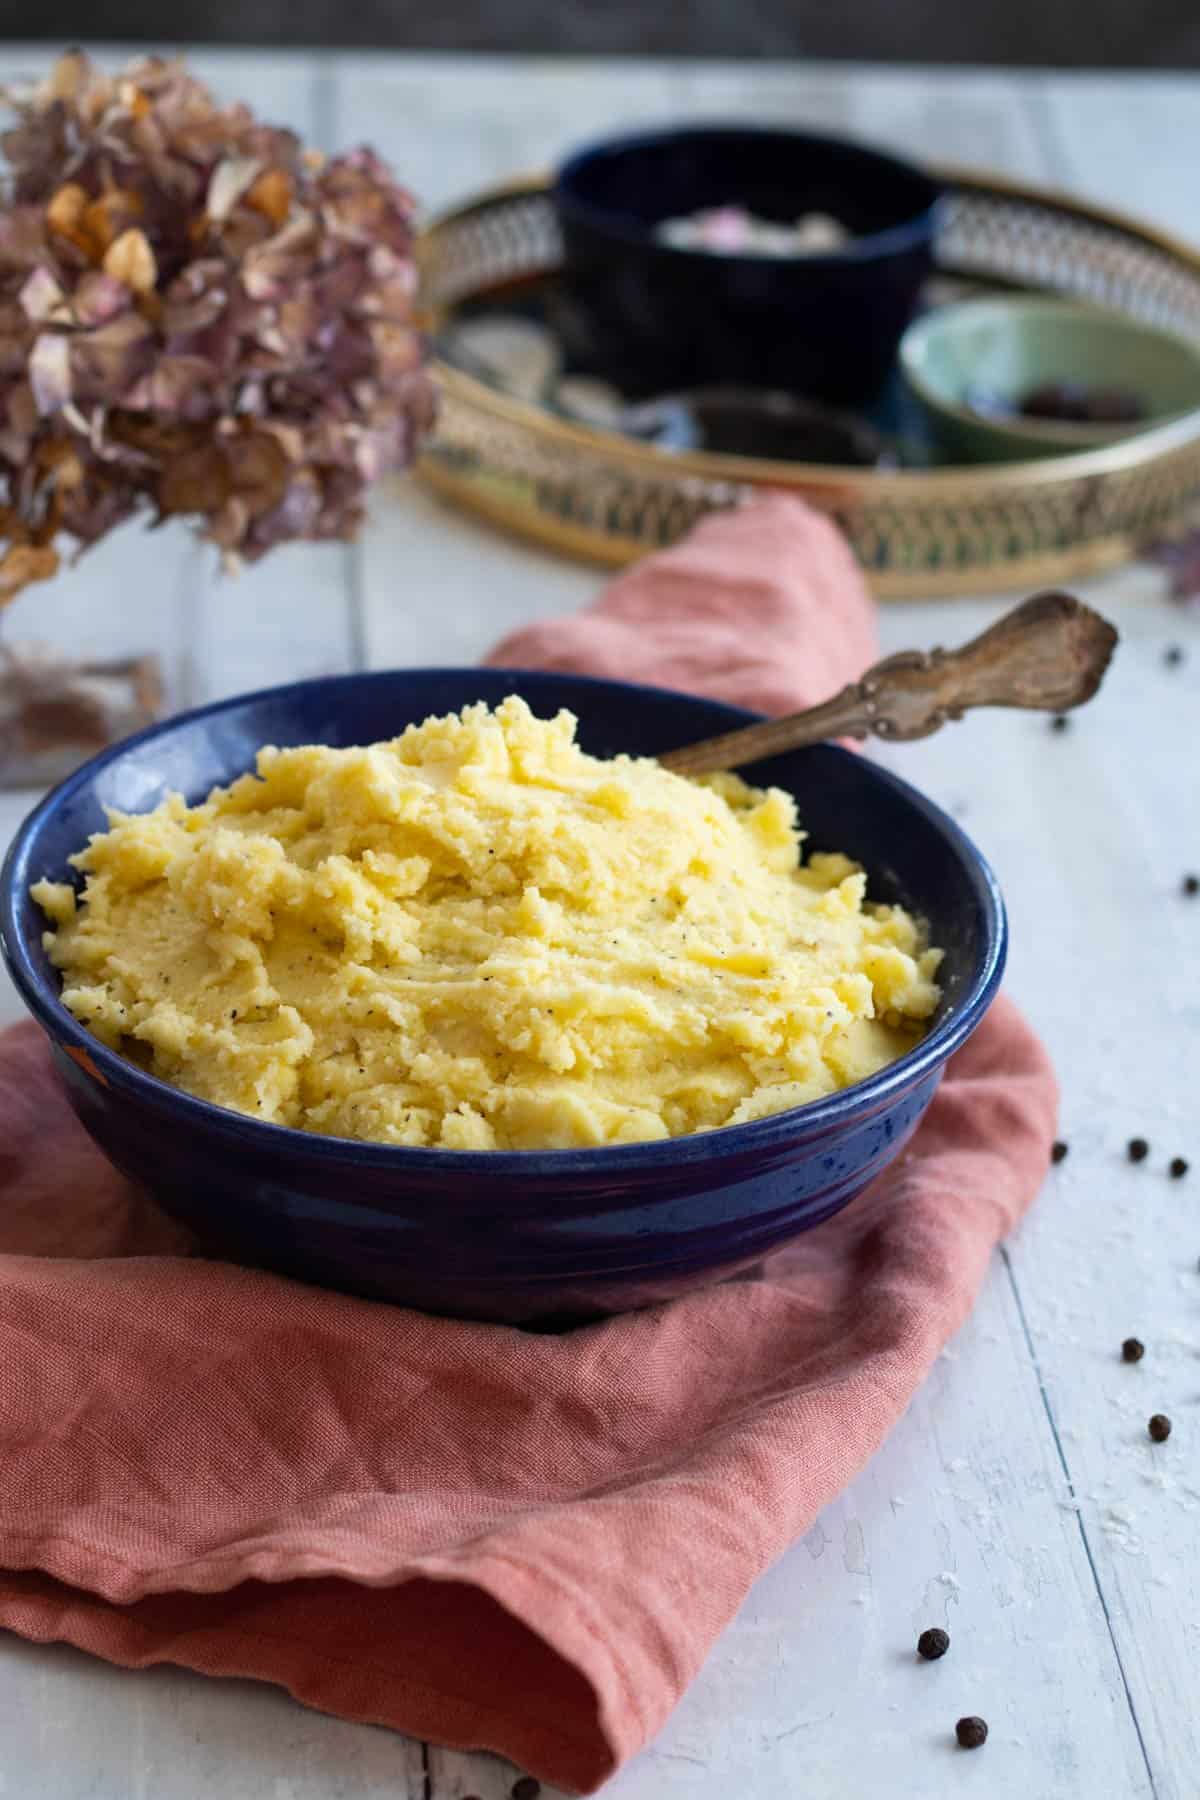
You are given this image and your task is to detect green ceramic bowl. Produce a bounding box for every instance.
[899,297,1200,463]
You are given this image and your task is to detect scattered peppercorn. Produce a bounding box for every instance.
[1051,1140,1069,1164]
[1127,1137,1149,1163]
[956,1716,988,1749]
[1149,1414,1172,1443]
[1050,714,1070,733]
[1169,1157,1190,1180]
[1183,874,1200,897]
[1121,1337,1145,1363]
[512,1779,542,1800]
[1165,644,1185,667]
[917,1627,950,1660]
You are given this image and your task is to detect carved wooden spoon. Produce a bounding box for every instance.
[658,590,1118,778]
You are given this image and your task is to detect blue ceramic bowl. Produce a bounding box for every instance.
[553,123,942,406]
[0,669,1005,1325]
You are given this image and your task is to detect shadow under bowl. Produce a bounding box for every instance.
[0,669,1005,1326]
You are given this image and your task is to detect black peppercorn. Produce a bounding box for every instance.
[512,1779,542,1800]
[917,1627,950,1660]
[956,1716,988,1749]
[1050,714,1070,733]
[1121,1338,1145,1363]
[1165,644,1185,667]
[1184,874,1200,897]
[1149,1414,1172,1443]
[1022,381,1090,421]
[1051,1140,1069,1164]
[1169,1157,1190,1180]
[1127,1137,1149,1164]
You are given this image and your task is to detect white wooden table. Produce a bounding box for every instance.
[1,46,1197,1800]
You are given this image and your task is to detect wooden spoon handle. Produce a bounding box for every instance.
[658,590,1118,778]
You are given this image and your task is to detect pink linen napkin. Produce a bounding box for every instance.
[0,495,1056,1794]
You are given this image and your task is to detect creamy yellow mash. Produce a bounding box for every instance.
[33,696,942,1150]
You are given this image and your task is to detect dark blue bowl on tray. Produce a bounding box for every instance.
[0,669,1004,1326]
[552,123,942,406]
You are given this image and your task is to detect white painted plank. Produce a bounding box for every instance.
[871,568,1200,1800]
[1033,73,1200,244]
[0,52,1187,1800]
[188,542,359,706]
[359,481,597,669]
[2,522,198,714]
[860,69,1200,1795]
[432,1268,1153,1800]
[7,559,1165,1800]
[2,565,1164,1800]
[174,48,327,141]
[673,62,1050,180]
[328,54,684,214]
[0,1638,425,1799]
[325,54,1051,220]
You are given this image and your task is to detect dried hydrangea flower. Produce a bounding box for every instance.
[0,50,436,603]
[1146,518,1200,606]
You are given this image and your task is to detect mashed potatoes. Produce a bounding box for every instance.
[33,696,942,1150]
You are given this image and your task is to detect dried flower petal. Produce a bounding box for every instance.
[29,332,71,413]
[70,311,155,403]
[45,183,88,237]
[1148,525,1200,605]
[0,540,58,600]
[206,156,261,224]
[162,259,230,337]
[146,354,220,418]
[0,51,434,602]
[0,207,47,270]
[19,266,63,322]
[241,214,318,301]
[7,381,37,439]
[45,51,89,104]
[245,167,292,227]
[103,227,157,294]
[72,270,134,326]
[222,431,288,514]
[83,191,144,257]
[117,79,152,121]
[157,443,229,514]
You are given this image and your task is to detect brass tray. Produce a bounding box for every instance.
[415,171,1200,597]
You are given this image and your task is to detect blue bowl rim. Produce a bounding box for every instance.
[553,121,945,268]
[0,665,1007,1177]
